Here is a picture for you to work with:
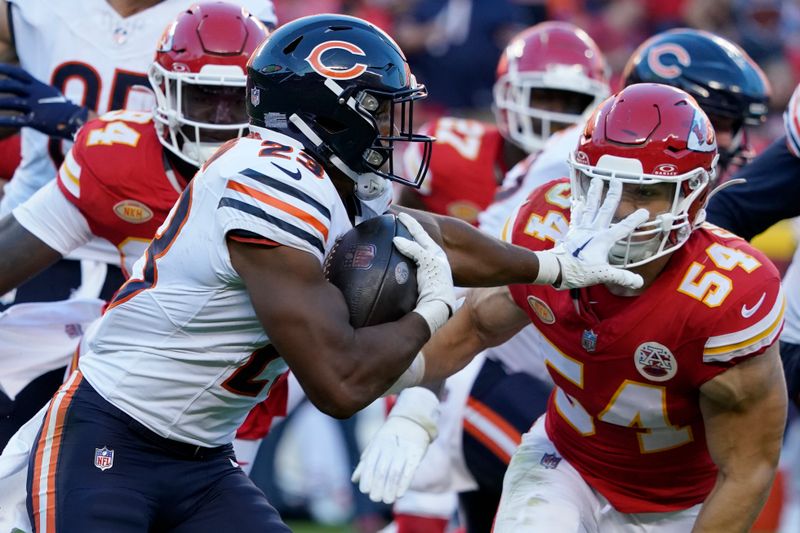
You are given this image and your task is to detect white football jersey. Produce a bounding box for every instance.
[79,128,358,447]
[0,0,276,218]
[478,125,579,237]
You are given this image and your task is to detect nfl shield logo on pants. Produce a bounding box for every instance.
[94,446,114,471]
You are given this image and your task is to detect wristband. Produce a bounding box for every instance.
[534,251,560,285]
[383,351,426,396]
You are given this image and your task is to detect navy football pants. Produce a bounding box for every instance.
[27,371,290,532]
[460,358,551,533]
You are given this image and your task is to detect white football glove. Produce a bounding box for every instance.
[352,387,440,504]
[535,178,650,290]
[393,212,455,334]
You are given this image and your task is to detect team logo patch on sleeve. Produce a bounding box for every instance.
[114,200,154,224]
[94,446,115,471]
[527,296,555,324]
[634,342,677,382]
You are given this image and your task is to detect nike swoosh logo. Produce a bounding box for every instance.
[229,457,240,468]
[272,162,302,181]
[38,96,68,104]
[572,238,592,258]
[741,292,766,318]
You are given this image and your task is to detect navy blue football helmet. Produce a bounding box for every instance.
[246,14,433,200]
[622,28,770,174]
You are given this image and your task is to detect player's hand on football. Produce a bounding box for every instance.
[0,64,89,140]
[393,212,455,334]
[352,387,440,504]
[538,178,649,290]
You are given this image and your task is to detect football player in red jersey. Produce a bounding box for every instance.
[396,22,609,226]
[360,84,787,532]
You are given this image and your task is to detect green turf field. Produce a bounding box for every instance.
[285,521,355,533]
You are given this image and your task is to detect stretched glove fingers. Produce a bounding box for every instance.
[580,178,603,227]
[369,449,395,503]
[393,236,425,264]
[394,455,421,501]
[609,268,644,290]
[0,78,30,96]
[0,63,33,82]
[380,456,406,503]
[351,460,363,483]
[607,208,649,242]
[594,179,621,229]
[0,96,30,111]
[397,212,437,250]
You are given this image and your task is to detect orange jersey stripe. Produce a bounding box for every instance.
[463,418,512,464]
[226,180,329,241]
[33,371,83,533]
[467,397,523,445]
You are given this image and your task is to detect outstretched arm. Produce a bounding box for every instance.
[422,285,530,382]
[394,178,650,290]
[0,214,62,295]
[694,344,786,532]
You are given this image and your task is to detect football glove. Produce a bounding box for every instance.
[393,212,455,334]
[0,63,89,140]
[352,387,440,504]
[535,178,650,290]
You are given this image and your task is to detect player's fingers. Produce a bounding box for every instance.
[608,268,644,290]
[351,461,363,483]
[0,97,30,112]
[356,450,378,495]
[593,179,621,228]
[0,78,30,96]
[607,208,649,242]
[380,458,404,503]
[369,451,394,503]
[397,212,436,249]
[393,236,426,264]
[0,64,33,83]
[580,178,603,227]
[394,458,419,501]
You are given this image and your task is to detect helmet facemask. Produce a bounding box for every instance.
[149,63,249,167]
[286,77,433,201]
[568,153,716,268]
[494,69,607,153]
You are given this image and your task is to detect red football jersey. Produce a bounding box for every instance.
[55,110,187,277]
[403,117,505,224]
[506,178,784,513]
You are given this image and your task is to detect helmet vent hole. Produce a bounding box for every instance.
[283,36,302,55]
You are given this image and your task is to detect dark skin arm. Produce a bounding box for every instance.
[228,238,432,419]
[0,214,63,294]
[391,205,552,287]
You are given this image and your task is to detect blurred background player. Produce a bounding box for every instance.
[0,0,274,452]
[0,5,269,531]
[622,27,771,183]
[397,21,609,227]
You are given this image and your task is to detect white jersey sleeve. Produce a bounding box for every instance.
[478,126,579,237]
[216,159,342,264]
[11,180,93,256]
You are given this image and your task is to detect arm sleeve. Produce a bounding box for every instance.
[216,166,334,264]
[706,136,800,240]
[12,179,93,255]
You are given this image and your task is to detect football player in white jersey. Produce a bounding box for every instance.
[16,14,647,531]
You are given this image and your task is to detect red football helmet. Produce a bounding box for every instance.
[148,2,270,166]
[493,22,610,153]
[568,83,719,267]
